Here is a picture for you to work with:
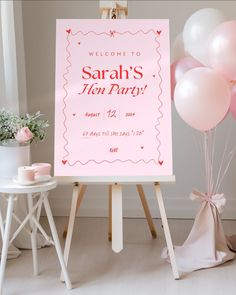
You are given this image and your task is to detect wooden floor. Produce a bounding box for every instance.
[4,217,236,295]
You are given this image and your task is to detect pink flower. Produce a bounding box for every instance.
[15,127,33,143]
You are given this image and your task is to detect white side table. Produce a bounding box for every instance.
[0,178,72,295]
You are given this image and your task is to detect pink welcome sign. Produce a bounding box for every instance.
[54,19,173,177]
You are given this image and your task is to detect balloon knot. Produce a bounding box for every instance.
[231,80,236,85]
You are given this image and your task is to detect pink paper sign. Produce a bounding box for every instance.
[54,19,173,177]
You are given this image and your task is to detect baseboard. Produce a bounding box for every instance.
[44,191,236,219]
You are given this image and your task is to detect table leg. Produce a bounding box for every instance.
[43,193,72,290]
[0,203,5,240]
[154,183,180,279]
[36,196,43,222]
[27,193,39,276]
[0,194,14,295]
[9,197,42,244]
[111,184,123,253]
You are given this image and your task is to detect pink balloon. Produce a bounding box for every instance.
[170,57,202,99]
[208,21,236,81]
[219,107,229,123]
[230,85,236,120]
[174,67,231,131]
[175,57,203,82]
[172,33,189,62]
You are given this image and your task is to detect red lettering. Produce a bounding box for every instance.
[133,66,143,79]
[82,66,92,79]
[109,148,118,152]
[81,65,143,80]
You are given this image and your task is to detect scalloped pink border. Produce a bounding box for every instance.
[62,28,163,167]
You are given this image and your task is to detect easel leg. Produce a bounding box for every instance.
[111,184,123,253]
[43,193,72,290]
[0,195,14,295]
[136,185,157,238]
[27,193,39,276]
[63,185,87,239]
[108,185,112,242]
[60,183,80,282]
[154,183,180,280]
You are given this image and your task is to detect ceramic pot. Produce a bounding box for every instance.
[0,140,30,179]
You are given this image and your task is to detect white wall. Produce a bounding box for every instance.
[22,1,236,219]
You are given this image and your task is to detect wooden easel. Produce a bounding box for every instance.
[60,1,179,281]
[63,184,157,241]
[62,1,157,243]
[59,176,179,280]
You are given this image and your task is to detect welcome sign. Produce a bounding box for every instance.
[54,19,173,177]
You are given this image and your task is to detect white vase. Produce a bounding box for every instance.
[0,140,31,179]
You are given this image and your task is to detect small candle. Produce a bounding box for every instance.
[18,166,35,182]
[31,163,51,176]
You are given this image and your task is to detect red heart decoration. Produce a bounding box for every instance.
[157,30,162,35]
[66,29,71,34]
[159,160,163,165]
[62,160,67,165]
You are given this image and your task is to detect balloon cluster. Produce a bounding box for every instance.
[171,8,236,131]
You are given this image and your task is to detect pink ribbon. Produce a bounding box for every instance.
[190,189,226,214]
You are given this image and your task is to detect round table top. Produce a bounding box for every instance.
[0,177,57,194]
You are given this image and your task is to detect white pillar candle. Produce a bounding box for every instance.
[18,166,35,182]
